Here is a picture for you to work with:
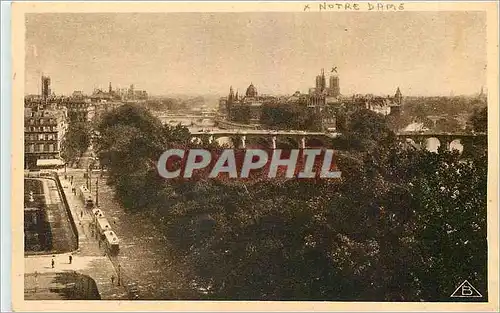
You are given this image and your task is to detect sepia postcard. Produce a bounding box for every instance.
[10,1,499,311]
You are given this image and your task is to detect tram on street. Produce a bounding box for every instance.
[92,208,104,222]
[103,230,120,255]
[96,217,112,235]
[78,186,94,209]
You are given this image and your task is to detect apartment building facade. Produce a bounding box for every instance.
[24,107,68,169]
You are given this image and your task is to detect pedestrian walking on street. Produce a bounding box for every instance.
[51,258,55,268]
[80,211,83,218]
[111,275,115,285]
[69,255,73,264]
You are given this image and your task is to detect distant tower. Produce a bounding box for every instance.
[109,82,112,94]
[315,69,327,93]
[228,86,234,102]
[321,69,326,92]
[315,75,322,91]
[128,84,135,99]
[329,75,340,97]
[394,87,403,105]
[41,76,51,100]
[478,86,487,101]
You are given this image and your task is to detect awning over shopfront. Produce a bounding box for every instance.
[36,159,65,167]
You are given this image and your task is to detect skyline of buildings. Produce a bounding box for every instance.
[26,72,488,100]
[25,69,488,98]
[220,69,404,131]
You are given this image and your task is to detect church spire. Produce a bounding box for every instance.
[395,87,403,105]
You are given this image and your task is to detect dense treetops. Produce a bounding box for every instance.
[93,103,487,301]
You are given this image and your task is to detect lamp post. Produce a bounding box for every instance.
[95,177,99,207]
[86,166,90,189]
[89,165,92,193]
[117,265,121,286]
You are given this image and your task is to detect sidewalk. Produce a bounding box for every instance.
[24,170,128,300]
[59,172,129,299]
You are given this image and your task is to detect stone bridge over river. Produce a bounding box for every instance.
[396,131,487,152]
[189,129,487,152]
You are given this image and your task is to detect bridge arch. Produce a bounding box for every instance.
[214,136,234,148]
[449,139,464,154]
[404,138,418,148]
[246,136,274,149]
[190,137,203,145]
[270,136,297,149]
[423,137,440,153]
[305,137,327,148]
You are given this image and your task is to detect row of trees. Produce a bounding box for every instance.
[61,121,93,166]
[392,96,487,132]
[403,96,486,119]
[146,96,209,112]
[95,104,488,301]
[260,103,321,131]
[229,95,488,133]
[229,102,322,130]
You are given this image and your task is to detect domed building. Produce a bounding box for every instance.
[245,83,258,98]
[224,82,272,124]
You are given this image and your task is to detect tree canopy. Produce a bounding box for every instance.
[61,121,92,164]
[94,104,488,301]
[468,106,487,132]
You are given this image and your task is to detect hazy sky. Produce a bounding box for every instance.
[25,12,486,96]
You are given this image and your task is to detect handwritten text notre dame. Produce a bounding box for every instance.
[303,2,405,12]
